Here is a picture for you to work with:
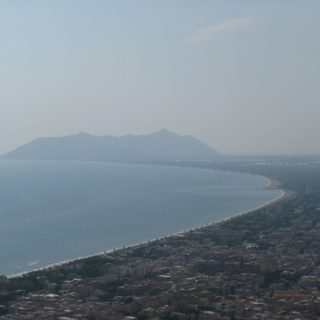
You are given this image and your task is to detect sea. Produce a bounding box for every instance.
[0,160,282,276]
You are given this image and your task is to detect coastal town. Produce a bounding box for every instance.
[1,157,320,319]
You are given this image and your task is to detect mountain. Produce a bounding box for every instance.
[2,129,221,162]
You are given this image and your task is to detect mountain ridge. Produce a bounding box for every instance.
[2,129,221,162]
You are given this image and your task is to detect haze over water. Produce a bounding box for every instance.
[0,160,281,275]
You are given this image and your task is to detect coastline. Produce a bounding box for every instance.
[8,175,292,279]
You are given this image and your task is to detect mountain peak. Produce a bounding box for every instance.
[76,132,94,137]
[153,128,179,136]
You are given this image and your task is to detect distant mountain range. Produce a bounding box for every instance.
[2,129,221,162]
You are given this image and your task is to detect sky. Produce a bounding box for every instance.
[0,0,319,155]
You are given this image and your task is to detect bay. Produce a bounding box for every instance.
[0,160,281,275]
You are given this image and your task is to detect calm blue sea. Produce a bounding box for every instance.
[0,160,281,275]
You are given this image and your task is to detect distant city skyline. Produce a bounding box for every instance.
[1,1,319,155]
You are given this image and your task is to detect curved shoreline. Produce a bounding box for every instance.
[8,175,291,279]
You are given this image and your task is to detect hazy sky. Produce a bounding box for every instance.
[1,1,319,155]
